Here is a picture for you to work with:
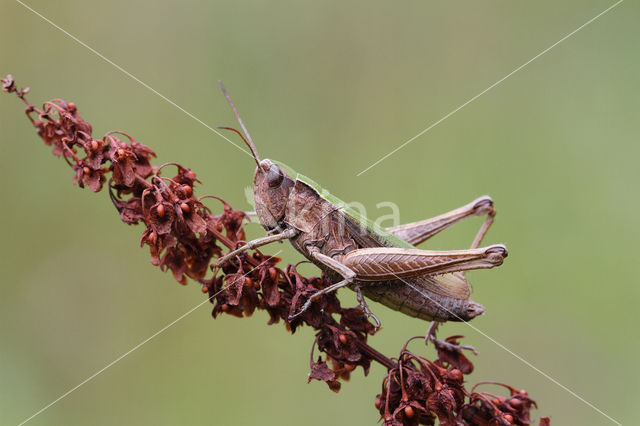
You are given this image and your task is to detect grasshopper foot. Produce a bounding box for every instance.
[425,322,477,354]
[288,278,351,322]
[430,336,478,355]
[355,284,381,330]
[288,298,314,321]
[425,321,438,345]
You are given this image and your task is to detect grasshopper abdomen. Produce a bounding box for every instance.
[357,279,485,322]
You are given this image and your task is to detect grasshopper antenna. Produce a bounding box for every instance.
[218,81,261,167]
[217,126,256,160]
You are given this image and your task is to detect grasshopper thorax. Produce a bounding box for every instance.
[253,159,295,231]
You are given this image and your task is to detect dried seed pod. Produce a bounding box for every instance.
[404,406,415,418]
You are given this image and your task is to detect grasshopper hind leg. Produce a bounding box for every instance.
[289,280,383,329]
[411,197,498,352]
[288,249,383,329]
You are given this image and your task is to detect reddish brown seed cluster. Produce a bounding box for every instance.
[1,72,379,386]
[375,336,545,425]
[2,75,549,425]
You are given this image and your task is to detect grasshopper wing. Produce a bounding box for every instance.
[417,272,472,299]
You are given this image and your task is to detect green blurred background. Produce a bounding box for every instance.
[1,1,638,424]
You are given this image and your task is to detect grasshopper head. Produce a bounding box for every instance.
[253,159,295,231]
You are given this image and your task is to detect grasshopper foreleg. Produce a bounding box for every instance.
[216,228,298,267]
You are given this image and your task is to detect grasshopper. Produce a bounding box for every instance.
[215,83,507,344]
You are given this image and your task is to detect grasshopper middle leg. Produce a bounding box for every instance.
[288,248,380,328]
[288,249,357,320]
[355,283,381,329]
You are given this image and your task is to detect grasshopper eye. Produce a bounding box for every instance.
[267,165,283,188]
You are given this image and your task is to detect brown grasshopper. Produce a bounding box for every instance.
[215,83,507,344]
